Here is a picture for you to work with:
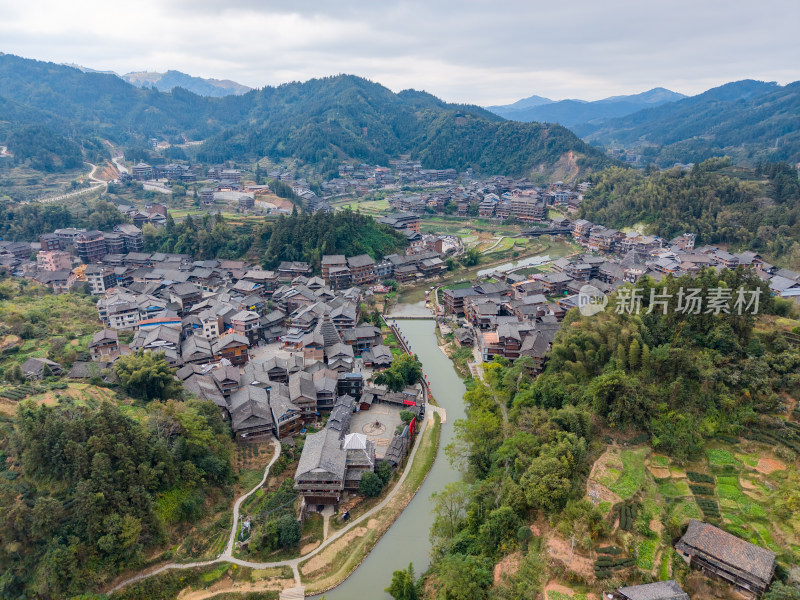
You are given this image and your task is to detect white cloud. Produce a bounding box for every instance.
[0,0,798,104]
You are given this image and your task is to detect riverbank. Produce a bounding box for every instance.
[302,412,441,595]
[315,318,467,600]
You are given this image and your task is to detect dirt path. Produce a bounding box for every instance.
[38,162,107,203]
[322,505,333,541]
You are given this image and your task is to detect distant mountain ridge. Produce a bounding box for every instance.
[0,53,616,179]
[62,63,252,97]
[487,87,686,126]
[575,79,800,165]
[120,70,252,97]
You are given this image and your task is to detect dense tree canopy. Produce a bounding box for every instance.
[580,160,800,268]
[374,353,423,392]
[114,351,184,402]
[0,199,127,242]
[0,399,232,598]
[143,213,255,260]
[262,209,407,270]
[529,268,797,461]
[7,124,82,172]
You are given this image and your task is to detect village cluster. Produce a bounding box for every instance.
[7,207,450,511]
[441,220,799,375]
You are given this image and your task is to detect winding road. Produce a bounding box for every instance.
[37,162,107,203]
[110,401,435,596]
[112,154,128,175]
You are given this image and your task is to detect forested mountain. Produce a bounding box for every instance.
[488,88,685,127]
[575,80,800,165]
[580,160,800,267]
[121,70,252,97]
[0,53,614,178]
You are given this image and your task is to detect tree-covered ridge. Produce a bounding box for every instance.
[576,80,800,166]
[0,398,233,598]
[261,209,408,270]
[0,54,614,178]
[6,124,83,172]
[532,269,795,461]
[141,209,406,266]
[426,355,592,599]
[0,199,129,242]
[580,160,800,267]
[409,113,612,176]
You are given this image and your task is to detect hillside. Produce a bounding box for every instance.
[488,88,685,127]
[0,282,236,598]
[579,160,800,268]
[425,270,800,599]
[574,80,800,165]
[0,54,615,178]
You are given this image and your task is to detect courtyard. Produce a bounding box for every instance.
[351,402,406,459]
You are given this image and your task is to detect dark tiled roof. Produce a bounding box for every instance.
[617,580,689,600]
[347,254,375,268]
[677,519,776,583]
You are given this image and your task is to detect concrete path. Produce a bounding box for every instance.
[223,439,282,557]
[112,154,128,174]
[321,505,334,541]
[110,404,434,595]
[37,162,107,203]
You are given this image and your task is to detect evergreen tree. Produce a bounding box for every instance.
[628,339,641,370]
[386,563,418,600]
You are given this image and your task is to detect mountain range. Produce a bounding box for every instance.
[1,52,797,177]
[0,53,617,179]
[490,80,800,165]
[487,88,687,126]
[120,70,252,97]
[574,80,800,165]
[64,63,252,97]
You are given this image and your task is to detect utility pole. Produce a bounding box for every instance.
[569,533,575,563]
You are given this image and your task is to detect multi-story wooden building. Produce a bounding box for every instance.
[347,254,376,285]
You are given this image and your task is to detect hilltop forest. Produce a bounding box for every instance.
[140,209,408,268]
[0,396,234,598]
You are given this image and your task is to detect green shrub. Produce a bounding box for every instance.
[686,472,715,484]
[689,484,715,496]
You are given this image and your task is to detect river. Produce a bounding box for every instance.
[314,313,466,599]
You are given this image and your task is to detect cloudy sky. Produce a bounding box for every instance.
[1,0,798,105]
